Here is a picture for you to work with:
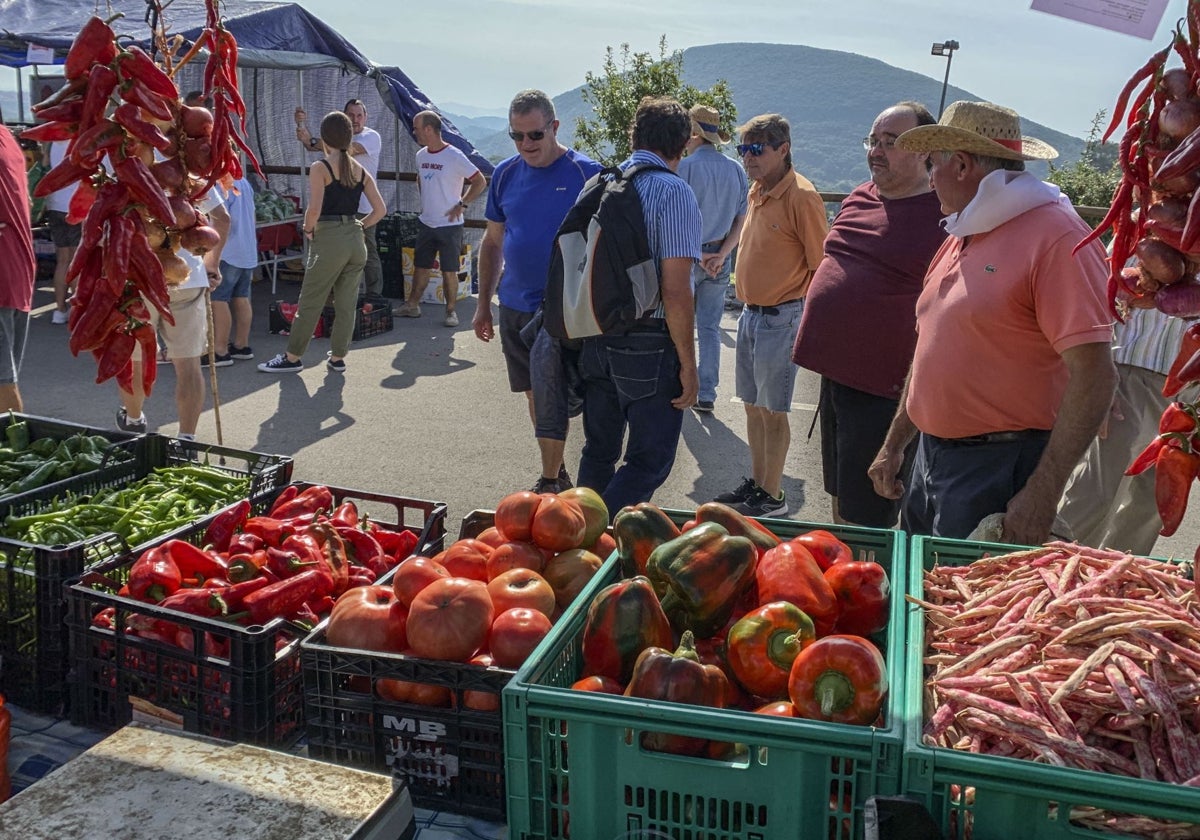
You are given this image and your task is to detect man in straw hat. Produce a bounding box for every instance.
[678,104,747,414]
[868,101,1116,545]
[793,101,946,529]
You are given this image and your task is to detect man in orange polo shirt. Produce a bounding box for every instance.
[713,114,828,517]
[868,101,1115,545]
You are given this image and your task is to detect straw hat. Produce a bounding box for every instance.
[895,101,1057,162]
[690,104,730,145]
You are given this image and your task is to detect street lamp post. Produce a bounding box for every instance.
[930,40,960,120]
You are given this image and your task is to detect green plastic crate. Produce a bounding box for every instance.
[504,514,905,840]
[903,535,1200,839]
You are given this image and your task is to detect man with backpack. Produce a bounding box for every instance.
[556,97,702,513]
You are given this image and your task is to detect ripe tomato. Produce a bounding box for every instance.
[530,494,588,552]
[793,529,854,571]
[585,531,616,560]
[392,555,450,608]
[494,491,542,542]
[376,676,452,707]
[486,540,546,579]
[571,675,624,694]
[439,538,493,582]
[557,486,609,546]
[489,607,553,668]
[542,548,603,611]
[474,526,507,550]
[487,567,556,618]
[463,653,501,711]
[325,585,408,653]
[407,577,494,662]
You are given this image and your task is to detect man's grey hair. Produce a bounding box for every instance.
[510,89,556,123]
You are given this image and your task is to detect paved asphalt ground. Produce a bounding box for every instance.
[18,274,1200,559]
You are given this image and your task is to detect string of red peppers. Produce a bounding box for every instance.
[22,5,259,397]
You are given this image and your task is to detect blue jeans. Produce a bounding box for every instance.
[693,247,730,403]
[577,330,683,514]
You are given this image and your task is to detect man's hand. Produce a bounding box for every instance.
[445,203,464,223]
[700,253,724,278]
[472,301,494,341]
[1001,481,1056,546]
[868,448,905,500]
[294,107,307,126]
[672,364,699,410]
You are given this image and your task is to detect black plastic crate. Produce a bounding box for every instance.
[302,631,512,821]
[0,412,145,507]
[375,212,421,248]
[0,436,293,714]
[320,300,394,342]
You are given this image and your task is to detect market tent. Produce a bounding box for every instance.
[0,0,493,213]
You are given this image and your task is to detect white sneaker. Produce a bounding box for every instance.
[51,309,68,325]
[443,311,459,327]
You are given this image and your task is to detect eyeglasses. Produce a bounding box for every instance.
[508,122,553,143]
[862,136,898,151]
[737,143,771,157]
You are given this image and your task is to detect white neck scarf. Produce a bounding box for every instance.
[943,169,1072,238]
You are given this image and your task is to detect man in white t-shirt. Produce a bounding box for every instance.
[44,141,81,325]
[399,110,486,327]
[295,99,384,295]
[117,191,229,440]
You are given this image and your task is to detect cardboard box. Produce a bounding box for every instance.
[383,245,471,304]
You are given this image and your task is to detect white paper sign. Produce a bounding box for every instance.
[25,43,55,65]
[1031,0,1170,39]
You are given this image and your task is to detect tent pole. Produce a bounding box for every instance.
[394,107,401,213]
[15,68,23,122]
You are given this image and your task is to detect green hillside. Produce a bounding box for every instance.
[474,43,1085,190]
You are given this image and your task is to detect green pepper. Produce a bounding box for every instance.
[645,522,757,637]
[30,437,58,457]
[5,415,29,451]
[9,459,62,494]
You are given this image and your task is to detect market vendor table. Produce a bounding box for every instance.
[256,214,304,294]
[0,723,415,839]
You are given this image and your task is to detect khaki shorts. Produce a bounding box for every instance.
[131,287,208,361]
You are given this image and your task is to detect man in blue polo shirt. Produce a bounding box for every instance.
[576,96,702,513]
[473,90,601,493]
[678,104,747,413]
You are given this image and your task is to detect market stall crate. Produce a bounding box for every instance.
[321,298,394,341]
[0,436,293,714]
[902,536,1200,839]
[66,485,446,747]
[503,514,905,840]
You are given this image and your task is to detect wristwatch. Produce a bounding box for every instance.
[459,200,468,209]
[308,137,319,149]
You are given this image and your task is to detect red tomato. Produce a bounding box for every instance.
[407,577,494,661]
[325,585,408,653]
[571,675,624,694]
[542,548,603,611]
[376,676,452,707]
[487,567,557,618]
[392,555,449,608]
[793,530,855,571]
[494,491,543,542]
[489,607,553,668]
[486,540,546,579]
[586,531,617,560]
[474,526,507,549]
[530,494,588,552]
[439,538,493,582]
[557,486,609,546]
[463,652,501,711]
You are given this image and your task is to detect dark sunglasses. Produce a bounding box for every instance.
[508,122,552,143]
[737,142,778,157]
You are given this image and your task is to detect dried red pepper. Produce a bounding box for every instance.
[1155,441,1200,536]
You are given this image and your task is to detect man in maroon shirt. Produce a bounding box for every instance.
[791,102,946,527]
[0,125,37,412]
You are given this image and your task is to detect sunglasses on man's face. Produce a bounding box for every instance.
[509,123,553,143]
[737,142,777,157]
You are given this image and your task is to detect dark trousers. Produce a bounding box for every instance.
[357,214,382,296]
[901,431,1050,539]
[577,331,682,514]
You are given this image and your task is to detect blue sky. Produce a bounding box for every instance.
[300,0,1191,138]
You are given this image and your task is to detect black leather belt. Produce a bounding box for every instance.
[935,429,1051,446]
[317,214,357,222]
[627,316,668,333]
[745,298,802,316]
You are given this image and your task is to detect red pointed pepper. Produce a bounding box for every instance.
[163,539,228,582]
[204,500,251,553]
[128,546,182,603]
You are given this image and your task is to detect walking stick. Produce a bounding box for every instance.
[204,287,224,446]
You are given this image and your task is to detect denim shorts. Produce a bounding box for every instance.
[0,308,30,384]
[213,262,253,302]
[46,210,81,248]
[734,299,803,412]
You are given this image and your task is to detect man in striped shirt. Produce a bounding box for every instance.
[575,97,703,513]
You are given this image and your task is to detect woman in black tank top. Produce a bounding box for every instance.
[259,111,385,373]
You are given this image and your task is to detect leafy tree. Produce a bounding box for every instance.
[1047,110,1120,210]
[574,36,736,166]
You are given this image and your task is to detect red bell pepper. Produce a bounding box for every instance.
[645,522,757,637]
[725,601,816,699]
[792,529,855,571]
[787,635,887,726]
[693,501,781,555]
[204,500,251,552]
[757,540,840,636]
[127,546,182,602]
[581,575,674,684]
[823,561,890,637]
